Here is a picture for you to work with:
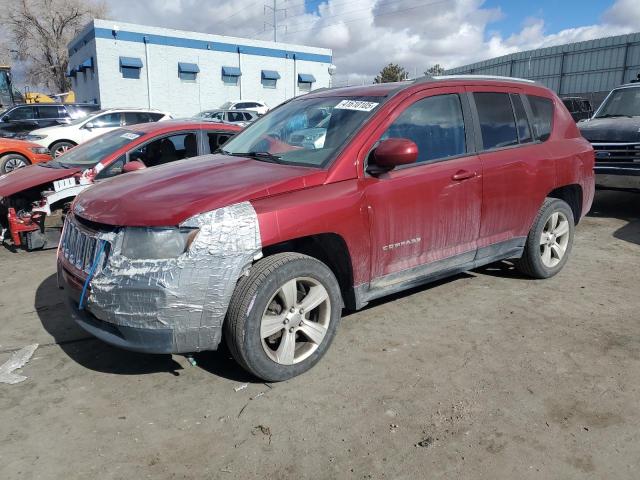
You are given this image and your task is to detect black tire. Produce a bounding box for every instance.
[515,197,575,279]
[0,153,30,173]
[50,141,76,158]
[224,252,342,382]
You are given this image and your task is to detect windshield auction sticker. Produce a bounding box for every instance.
[121,133,141,140]
[334,100,379,112]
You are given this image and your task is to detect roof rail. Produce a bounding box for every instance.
[430,74,537,84]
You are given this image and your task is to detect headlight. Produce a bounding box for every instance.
[121,227,199,259]
[23,134,47,141]
[30,146,50,155]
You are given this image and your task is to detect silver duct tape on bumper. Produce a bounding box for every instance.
[84,202,262,353]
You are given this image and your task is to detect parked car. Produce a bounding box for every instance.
[0,137,51,174]
[23,108,172,158]
[219,100,269,115]
[0,103,100,138]
[196,109,258,126]
[0,120,240,250]
[561,97,593,122]
[578,83,640,190]
[58,76,594,381]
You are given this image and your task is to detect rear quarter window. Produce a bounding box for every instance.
[527,95,554,141]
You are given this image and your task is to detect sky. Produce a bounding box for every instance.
[48,0,640,86]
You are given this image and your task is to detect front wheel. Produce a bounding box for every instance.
[224,253,342,382]
[50,141,76,158]
[515,198,575,279]
[0,153,30,173]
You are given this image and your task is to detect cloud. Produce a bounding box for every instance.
[100,0,640,85]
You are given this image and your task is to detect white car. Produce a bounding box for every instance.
[219,100,269,116]
[26,108,172,157]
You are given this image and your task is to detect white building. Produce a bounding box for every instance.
[67,19,333,117]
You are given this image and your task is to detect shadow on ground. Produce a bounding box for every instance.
[589,189,640,246]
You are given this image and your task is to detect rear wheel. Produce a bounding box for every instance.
[224,253,342,382]
[0,153,30,173]
[515,198,575,279]
[50,141,75,158]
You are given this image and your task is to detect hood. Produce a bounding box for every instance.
[0,138,43,149]
[0,163,81,197]
[74,154,327,226]
[579,116,640,143]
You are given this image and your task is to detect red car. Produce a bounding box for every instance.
[0,137,52,174]
[0,120,240,249]
[58,76,595,381]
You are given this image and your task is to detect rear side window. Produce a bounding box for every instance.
[148,113,165,121]
[474,92,518,150]
[36,105,63,119]
[510,94,532,144]
[527,95,554,141]
[123,112,153,125]
[382,94,466,164]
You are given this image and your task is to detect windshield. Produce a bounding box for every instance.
[220,96,382,167]
[595,88,640,118]
[56,128,142,167]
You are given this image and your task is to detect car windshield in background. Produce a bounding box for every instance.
[55,129,141,167]
[595,88,640,118]
[220,96,382,168]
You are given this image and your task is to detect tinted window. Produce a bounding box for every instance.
[123,112,152,125]
[382,94,466,163]
[148,113,164,121]
[474,92,518,149]
[97,155,125,178]
[510,94,532,144]
[236,102,258,109]
[6,106,35,121]
[527,95,554,141]
[208,132,234,153]
[92,112,121,128]
[36,105,62,119]
[134,133,193,168]
[228,111,245,122]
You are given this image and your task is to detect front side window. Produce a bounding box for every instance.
[474,92,518,150]
[91,112,121,128]
[6,106,35,121]
[527,95,554,141]
[128,132,197,169]
[381,94,466,163]
[221,95,382,168]
[36,105,62,119]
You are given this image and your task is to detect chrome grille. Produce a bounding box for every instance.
[592,143,640,163]
[60,218,107,273]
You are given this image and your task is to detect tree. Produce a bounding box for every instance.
[3,0,106,92]
[425,64,446,76]
[374,63,409,84]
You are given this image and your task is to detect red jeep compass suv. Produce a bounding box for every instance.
[58,76,595,381]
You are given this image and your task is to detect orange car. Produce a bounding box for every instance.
[0,138,51,174]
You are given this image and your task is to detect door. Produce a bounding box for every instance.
[469,89,555,249]
[35,105,65,128]
[364,89,482,281]
[80,112,122,142]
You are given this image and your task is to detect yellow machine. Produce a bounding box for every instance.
[0,65,76,106]
[24,90,76,104]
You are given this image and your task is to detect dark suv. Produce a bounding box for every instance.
[0,103,100,138]
[59,76,594,381]
[579,83,640,190]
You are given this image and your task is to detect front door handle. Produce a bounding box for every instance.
[451,170,477,181]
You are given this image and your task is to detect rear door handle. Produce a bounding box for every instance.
[451,170,477,181]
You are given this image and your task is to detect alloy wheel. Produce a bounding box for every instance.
[260,277,331,365]
[4,157,27,172]
[539,211,570,268]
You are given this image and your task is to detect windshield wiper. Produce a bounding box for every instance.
[228,151,284,163]
[596,114,635,118]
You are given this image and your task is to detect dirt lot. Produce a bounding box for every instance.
[1,190,639,479]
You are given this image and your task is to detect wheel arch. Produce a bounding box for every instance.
[48,139,77,150]
[0,150,31,162]
[261,232,356,309]
[547,184,583,225]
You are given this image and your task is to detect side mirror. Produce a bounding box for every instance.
[367,138,418,175]
[84,122,94,130]
[122,160,146,173]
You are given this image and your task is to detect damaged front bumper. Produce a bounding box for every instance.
[58,202,262,354]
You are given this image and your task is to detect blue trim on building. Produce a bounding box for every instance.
[119,56,143,68]
[222,66,242,77]
[78,57,93,71]
[69,26,332,64]
[261,69,281,80]
[178,62,200,73]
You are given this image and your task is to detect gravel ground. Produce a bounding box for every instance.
[1,189,639,479]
